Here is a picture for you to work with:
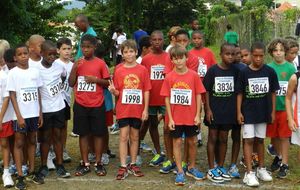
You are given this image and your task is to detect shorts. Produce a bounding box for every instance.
[118,118,142,129]
[207,123,232,131]
[170,125,199,138]
[40,108,65,131]
[266,111,291,138]
[232,124,241,131]
[148,106,166,116]
[105,110,114,127]
[13,117,39,133]
[291,127,300,146]
[73,102,107,137]
[242,123,267,139]
[0,121,14,138]
[64,100,71,121]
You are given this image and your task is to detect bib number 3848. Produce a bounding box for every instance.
[170,88,192,106]
[248,77,269,94]
[121,89,142,104]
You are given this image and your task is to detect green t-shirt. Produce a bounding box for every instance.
[224,31,238,45]
[267,61,296,111]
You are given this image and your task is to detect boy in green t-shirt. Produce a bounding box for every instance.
[224,24,239,45]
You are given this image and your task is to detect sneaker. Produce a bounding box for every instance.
[277,163,289,179]
[228,164,240,178]
[239,157,246,168]
[15,176,26,190]
[270,156,282,172]
[140,141,152,152]
[31,172,45,185]
[2,172,14,187]
[21,165,28,177]
[252,153,259,168]
[207,168,224,183]
[149,154,164,167]
[175,172,185,186]
[136,155,143,166]
[8,164,16,175]
[63,149,72,163]
[186,168,204,180]
[116,166,128,180]
[101,153,110,165]
[197,139,203,147]
[128,164,144,177]
[217,166,231,181]
[47,155,56,170]
[266,144,277,157]
[107,149,116,158]
[173,162,188,174]
[70,132,79,137]
[256,167,272,182]
[75,162,91,176]
[110,123,120,135]
[88,153,96,163]
[159,160,176,174]
[56,165,71,178]
[37,165,49,177]
[95,163,107,176]
[243,171,259,187]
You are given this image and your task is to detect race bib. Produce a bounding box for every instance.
[46,78,63,97]
[170,88,192,106]
[198,64,207,77]
[215,76,234,93]
[61,81,71,94]
[20,87,38,104]
[121,89,142,104]
[276,81,288,96]
[77,76,96,92]
[150,65,165,80]
[248,77,269,94]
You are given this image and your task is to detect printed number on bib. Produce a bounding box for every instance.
[122,89,142,104]
[215,76,234,93]
[248,77,269,94]
[46,78,63,97]
[150,65,165,80]
[77,76,96,92]
[62,81,70,93]
[198,64,207,77]
[20,87,38,103]
[170,88,192,106]
[276,81,288,96]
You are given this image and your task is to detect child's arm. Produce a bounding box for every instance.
[68,60,79,87]
[84,76,109,87]
[271,92,276,124]
[9,91,25,128]
[237,93,244,125]
[108,80,119,97]
[0,97,9,131]
[286,74,298,131]
[194,94,202,126]
[165,97,175,130]
[38,88,43,128]
[204,92,213,124]
[142,91,149,121]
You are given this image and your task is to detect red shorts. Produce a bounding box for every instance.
[266,111,291,138]
[105,110,114,127]
[0,121,14,138]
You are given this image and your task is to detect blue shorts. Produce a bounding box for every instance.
[13,117,39,133]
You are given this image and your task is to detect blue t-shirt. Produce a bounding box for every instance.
[75,27,97,61]
[133,29,148,47]
[104,89,113,111]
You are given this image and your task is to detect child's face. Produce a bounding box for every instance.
[234,47,241,63]
[58,44,72,60]
[14,47,29,66]
[192,33,203,48]
[272,43,285,63]
[220,46,235,65]
[42,48,57,64]
[151,33,164,51]
[122,47,137,63]
[241,49,251,65]
[286,47,299,62]
[251,48,265,67]
[81,41,95,58]
[191,20,199,30]
[176,34,189,48]
[172,55,187,70]
[30,39,45,56]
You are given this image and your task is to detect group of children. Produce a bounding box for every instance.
[0,22,300,189]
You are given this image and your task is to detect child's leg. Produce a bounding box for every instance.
[163,123,174,162]
[119,126,130,166]
[129,127,140,164]
[139,119,149,144]
[173,137,183,173]
[93,135,104,164]
[79,136,89,163]
[40,129,52,166]
[217,129,229,167]
[62,121,67,149]
[186,136,197,169]
[183,139,188,164]
[14,132,25,176]
[53,128,63,165]
[207,128,218,169]
[280,138,289,165]
[148,115,161,154]
[103,130,109,154]
[27,131,37,173]
[243,138,254,173]
[256,137,265,168]
[231,126,241,164]
[1,138,11,169]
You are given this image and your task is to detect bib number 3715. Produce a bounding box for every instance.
[170,88,192,106]
[121,89,142,104]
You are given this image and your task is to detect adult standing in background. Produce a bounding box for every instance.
[224,24,239,45]
[133,28,148,55]
[295,17,300,37]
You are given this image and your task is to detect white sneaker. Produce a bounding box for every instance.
[2,173,14,187]
[47,153,56,170]
[101,153,110,165]
[257,167,272,182]
[243,171,259,187]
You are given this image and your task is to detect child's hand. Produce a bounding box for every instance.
[194,115,200,126]
[237,112,244,125]
[141,109,148,121]
[205,110,214,124]
[38,115,43,128]
[84,76,97,83]
[168,119,175,131]
[17,116,26,128]
[108,80,117,94]
[288,119,298,132]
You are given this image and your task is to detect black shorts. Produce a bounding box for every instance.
[170,125,199,138]
[206,123,232,131]
[73,102,107,137]
[118,118,142,129]
[64,100,71,121]
[232,124,241,131]
[13,117,39,133]
[40,108,65,131]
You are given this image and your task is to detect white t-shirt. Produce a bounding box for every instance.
[165,44,173,53]
[116,35,127,55]
[54,59,74,106]
[136,56,142,64]
[6,67,43,119]
[293,55,300,70]
[0,65,9,73]
[38,62,66,113]
[29,58,42,69]
[0,70,14,123]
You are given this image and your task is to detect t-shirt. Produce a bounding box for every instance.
[236,65,280,124]
[160,69,205,126]
[0,70,14,123]
[55,59,74,106]
[75,27,97,61]
[74,57,110,107]
[164,52,198,74]
[113,64,151,120]
[29,58,42,69]
[224,31,239,45]
[141,52,169,106]
[38,61,66,113]
[136,56,142,64]
[203,64,239,125]
[165,44,173,53]
[189,47,217,78]
[116,34,127,55]
[0,65,9,73]
[6,67,43,120]
[133,29,148,46]
[233,62,247,71]
[268,61,296,111]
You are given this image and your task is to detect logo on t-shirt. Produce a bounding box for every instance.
[124,74,140,89]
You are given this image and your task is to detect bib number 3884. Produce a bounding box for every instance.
[121,89,142,104]
[170,88,192,106]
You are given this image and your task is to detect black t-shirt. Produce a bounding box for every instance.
[236,65,279,124]
[203,64,239,125]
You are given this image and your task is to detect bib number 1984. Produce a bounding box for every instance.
[170,88,192,106]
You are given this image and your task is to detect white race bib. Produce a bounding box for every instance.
[20,87,38,104]
[46,78,63,97]
[248,77,269,94]
[198,64,207,77]
[150,65,165,80]
[121,89,142,104]
[215,76,234,93]
[170,88,192,105]
[276,81,288,96]
[77,76,96,92]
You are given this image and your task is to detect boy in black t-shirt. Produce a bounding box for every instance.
[237,42,279,187]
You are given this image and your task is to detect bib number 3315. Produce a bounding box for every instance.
[20,87,38,104]
[170,88,192,106]
[122,89,142,104]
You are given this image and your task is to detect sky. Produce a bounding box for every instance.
[60,0,86,9]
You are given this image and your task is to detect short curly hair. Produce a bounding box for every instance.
[267,38,288,56]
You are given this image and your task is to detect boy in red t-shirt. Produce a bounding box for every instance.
[69,34,110,176]
[161,44,206,186]
[108,39,151,180]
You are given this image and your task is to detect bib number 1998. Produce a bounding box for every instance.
[121,89,142,104]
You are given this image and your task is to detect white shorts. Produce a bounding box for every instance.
[291,127,300,146]
[242,123,267,139]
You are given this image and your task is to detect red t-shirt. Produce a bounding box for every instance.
[74,57,110,107]
[164,52,198,74]
[113,64,151,119]
[160,69,206,126]
[141,52,169,106]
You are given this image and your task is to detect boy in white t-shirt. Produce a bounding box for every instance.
[7,44,43,189]
[28,35,45,69]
